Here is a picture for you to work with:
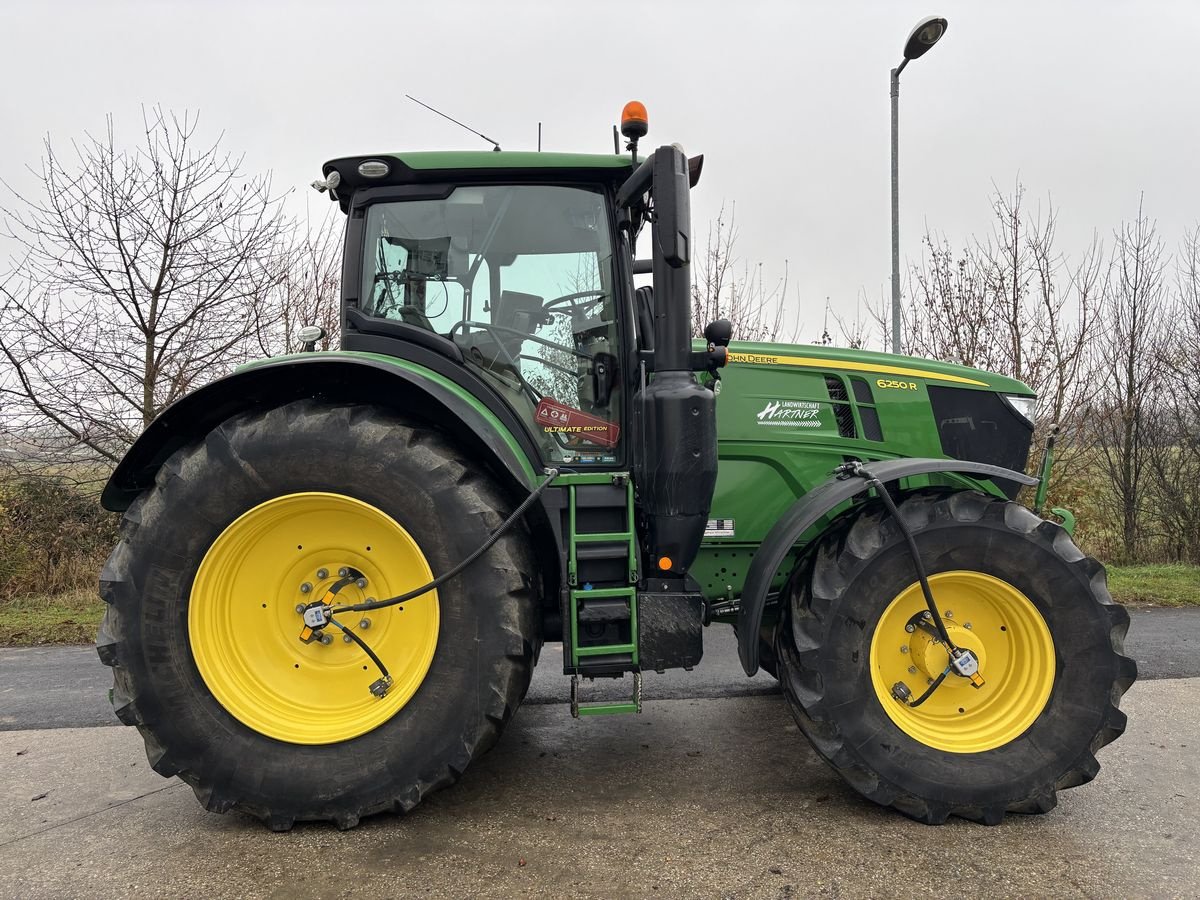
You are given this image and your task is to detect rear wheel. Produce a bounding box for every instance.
[777,490,1136,824]
[96,401,538,830]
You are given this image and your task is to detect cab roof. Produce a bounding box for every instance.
[320,151,637,211]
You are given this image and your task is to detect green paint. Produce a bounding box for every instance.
[559,472,639,675]
[1033,437,1055,514]
[1051,507,1077,535]
[391,150,635,171]
[690,339,1026,602]
[575,701,640,717]
[236,351,537,485]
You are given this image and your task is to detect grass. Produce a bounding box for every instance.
[1105,564,1200,608]
[0,589,104,646]
[0,563,1196,646]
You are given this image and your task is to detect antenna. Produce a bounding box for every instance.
[405,94,502,151]
[537,122,542,152]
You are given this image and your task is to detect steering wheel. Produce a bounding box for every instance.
[543,290,607,314]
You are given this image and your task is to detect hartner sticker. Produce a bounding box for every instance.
[755,399,823,427]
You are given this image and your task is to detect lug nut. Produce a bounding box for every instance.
[338,567,350,577]
[359,618,372,630]
[356,578,367,589]
[944,610,953,618]
[908,666,918,674]
[317,568,328,580]
[300,582,312,594]
[319,633,333,645]
[295,604,306,614]
[905,623,916,633]
[900,646,909,654]
[343,633,354,644]
[964,622,972,630]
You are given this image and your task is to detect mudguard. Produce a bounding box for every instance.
[735,458,1038,675]
[101,352,540,512]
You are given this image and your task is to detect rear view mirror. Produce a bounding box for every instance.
[651,146,691,269]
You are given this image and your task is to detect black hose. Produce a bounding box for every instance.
[331,468,560,615]
[858,466,957,650]
[908,666,950,708]
[325,617,390,680]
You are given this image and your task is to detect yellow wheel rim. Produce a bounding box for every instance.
[189,492,439,745]
[869,571,1055,753]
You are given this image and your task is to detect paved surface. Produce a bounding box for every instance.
[0,607,1192,731]
[0,680,1197,899]
[0,607,1196,898]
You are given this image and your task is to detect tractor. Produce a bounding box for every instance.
[96,104,1135,830]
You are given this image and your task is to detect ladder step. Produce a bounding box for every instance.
[576,596,631,623]
[570,673,642,718]
[576,544,631,561]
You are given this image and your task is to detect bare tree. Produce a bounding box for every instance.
[903,186,1101,432]
[1145,225,1200,563]
[0,108,290,471]
[890,184,1102,516]
[256,205,343,356]
[1087,199,1172,562]
[691,204,799,342]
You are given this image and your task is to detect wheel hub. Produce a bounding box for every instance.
[869,571,1056,753]
[908,619,987,687]
[189,492,440,745]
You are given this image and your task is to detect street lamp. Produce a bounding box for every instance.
[890,15,948,355]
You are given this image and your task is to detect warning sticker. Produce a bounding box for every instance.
[535,398,620,447]
[704,518,736,538]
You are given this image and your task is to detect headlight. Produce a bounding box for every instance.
[1003,394,1037,426]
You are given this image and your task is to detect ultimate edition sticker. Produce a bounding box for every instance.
[535,397,620,447]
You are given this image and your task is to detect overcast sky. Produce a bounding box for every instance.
[3,1,1198,342]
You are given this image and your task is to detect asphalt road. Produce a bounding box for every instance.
[0,607,1197,898]
[0,606,1194,731]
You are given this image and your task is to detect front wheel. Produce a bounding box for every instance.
[96,401,539,830]
[778,490,1136,824]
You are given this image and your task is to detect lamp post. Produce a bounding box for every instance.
[891,15,948,355]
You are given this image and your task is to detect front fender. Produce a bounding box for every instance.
[735,458,1038,676]
[101,352,540,512]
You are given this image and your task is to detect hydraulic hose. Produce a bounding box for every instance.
[855,464,956,649]
[330,468,560,616]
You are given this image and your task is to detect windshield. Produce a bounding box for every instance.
[360,184,622,464]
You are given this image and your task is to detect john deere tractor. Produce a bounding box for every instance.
[96,105,1134,830]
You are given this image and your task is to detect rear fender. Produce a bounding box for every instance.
[101,353,540,512]
[735,458,1037,675]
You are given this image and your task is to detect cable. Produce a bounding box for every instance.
[330,468,561,615]
[908,667,951,707]
[325,617,390,681]
[856,465,956,649]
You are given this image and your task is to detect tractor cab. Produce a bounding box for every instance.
[347,178,626,464]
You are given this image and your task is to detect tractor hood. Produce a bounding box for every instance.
[719,340,1033,397]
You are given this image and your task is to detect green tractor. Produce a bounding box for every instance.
[96,108,1135,830]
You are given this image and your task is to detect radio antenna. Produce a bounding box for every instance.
[405,94,502,151]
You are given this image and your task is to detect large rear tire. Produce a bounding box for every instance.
[777,490,1136,825]
[96,401,538,830]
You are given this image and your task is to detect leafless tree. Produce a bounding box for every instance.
[890,184,1102,508]
[690,204,799,342]
[902,186,1101,431]
[255,205,343,356]
[0,108,290,473]
[1086,199,1172,562]
[1144,225,1200,563]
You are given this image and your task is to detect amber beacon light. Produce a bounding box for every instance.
[621,101,649,140]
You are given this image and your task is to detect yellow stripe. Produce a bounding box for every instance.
[725,352,989,386]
